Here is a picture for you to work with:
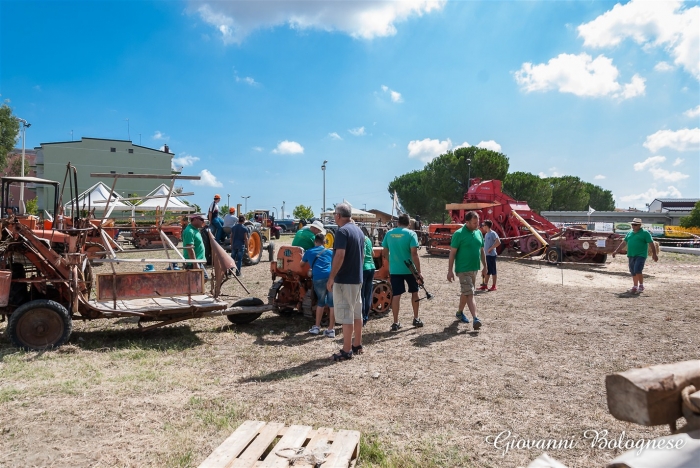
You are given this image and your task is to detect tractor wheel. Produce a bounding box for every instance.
[84,242,106,265]
[274,229,280,240]
[8,299,72,351]
[302,289,315,319]
[226,297,264,325]
[167,235,179,247]
[371,280,392,314]
[324,229,335,249]
[546,246,562,264]
[592,253,608,264]
[267,242,276,262]
[243,229,263,266]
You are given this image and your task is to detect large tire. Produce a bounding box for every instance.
[8,299,72,351]
[592,253,608,264]
[267,242,276,262]
[324,228,335,249]
[242,228,263,266]
[226,297,264,325]
[546,246,562,264]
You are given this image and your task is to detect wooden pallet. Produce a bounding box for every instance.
[198,420,360,468]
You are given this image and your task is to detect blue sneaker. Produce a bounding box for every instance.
[473,317,482,330]
[456,312,470,323]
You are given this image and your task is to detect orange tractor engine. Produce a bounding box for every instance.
[267,245,394,321]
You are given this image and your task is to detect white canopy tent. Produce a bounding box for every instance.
[65,182,134,218]
[133,184,194,212]
[322,201,376,221]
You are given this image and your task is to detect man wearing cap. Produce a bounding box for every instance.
[612,218,658,294]
[292,220,326,250]
[183,214,208,280]
[222,206,237,239]
[208,195,224,244]
[230,216,249,276]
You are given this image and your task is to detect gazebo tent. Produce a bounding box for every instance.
[65,182,134,218]
[133,184,194,212]
[322,201,377,221]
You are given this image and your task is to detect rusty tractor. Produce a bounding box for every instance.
[427,178,627,263]
[0,169,273,351]
[266,245,392,322]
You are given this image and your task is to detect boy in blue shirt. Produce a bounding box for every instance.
[302,233,335,337]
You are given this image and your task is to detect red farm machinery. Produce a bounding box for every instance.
[426,178,626,263]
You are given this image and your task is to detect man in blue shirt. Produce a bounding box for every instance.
[302,233,335,337]
[208,194,225,243]
[230,216,249,276]
[480,220,501,291]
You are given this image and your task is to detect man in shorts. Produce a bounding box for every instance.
[479,220,501,291]
[327,203,365,361]
[447,211,487,330]
[382,213,423,331]
[612,217,658,294]
[302,233,335,337]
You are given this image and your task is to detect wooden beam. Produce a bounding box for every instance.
[606,360,700,426]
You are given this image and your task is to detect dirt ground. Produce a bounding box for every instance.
[1,237,699,467]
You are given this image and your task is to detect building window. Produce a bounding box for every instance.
[128,172,133,174]
[110,171,116,174]
[110,147,116,152]
[128,149,133,153]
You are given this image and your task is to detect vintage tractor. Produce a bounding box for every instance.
[427,178,627,263]
[266,245,392,321]
[251,210,281,241]
[0,169,273,351]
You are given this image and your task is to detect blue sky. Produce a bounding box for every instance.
[1,0,698,216]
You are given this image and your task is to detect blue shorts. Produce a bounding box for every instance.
[486,256,497,276]
[628,256,646,275]
[313,278,333,307]
[390,273,419,296]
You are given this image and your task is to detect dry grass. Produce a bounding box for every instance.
[1,237,699,467]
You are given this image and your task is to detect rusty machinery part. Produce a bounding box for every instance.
[301,289,314,319]
[226,297,264,325]
[243,228,263,266]
[84,242,107,265]
[545,246,562,264]
[134,236,151,249]
[371,280,392,314]
[268,279,296,314]
[7,299,73,351]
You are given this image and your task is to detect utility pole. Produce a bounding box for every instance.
[16,118,31,212]
[241,195,250,214]
[321,160,327,220]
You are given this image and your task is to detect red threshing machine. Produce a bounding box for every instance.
[426,178,626,264]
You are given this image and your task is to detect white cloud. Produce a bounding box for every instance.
[476,140,502,152]
[252,146,263,152]
[643,128,700,152]
[171,154,200,170]
[328,132,343,141]
[192,0,446,44]
[272,140,304,154]
[634,155,667,171]
[619,186,683,204]
[191,169,223,188]
[684,105,700,118]
[538,172,547,179]
[594,174,606,180]
[407,138,452,163]
[235,75,259,86]
[348,126,366,136]
[577,0,700,79]
[153,131,169,141]
[514,53,645,99]
[673,157,685,166]
[654,61,674,72]
[380,84,403,103]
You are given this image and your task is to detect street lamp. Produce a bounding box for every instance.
[272,206,278,218]
[16,118,31,212]
[282,201,285,220]
[227,193,230,208]
[241,195,250,214]
[321,160,327,219]
[466,158,472,193]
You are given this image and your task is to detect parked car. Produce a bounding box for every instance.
[275,218,298,233]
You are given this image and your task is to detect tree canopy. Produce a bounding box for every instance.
[547,176,590,211]
[0,103,20,170]
[680,201,700,228]
[293,204,314,220]
[503,172,553,213]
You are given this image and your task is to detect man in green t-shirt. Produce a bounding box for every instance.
[447,211,487,330]
[292,220,326,250]
[612,217,658,294]
[182,214,208,279]
[382,214,423,331]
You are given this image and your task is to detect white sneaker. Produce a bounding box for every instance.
[324,329,336,338]
[309,325,320,335]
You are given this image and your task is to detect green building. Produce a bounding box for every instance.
[33,137,174,213]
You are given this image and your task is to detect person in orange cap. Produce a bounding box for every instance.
[208,194,224,243]
[222,206,237,240]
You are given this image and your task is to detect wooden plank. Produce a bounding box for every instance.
[322,430,361,468]
[229,422,285,468]
[198,420,266,468]
[606,360,700,426]
[257,425,312,468]
[293,427,334,468]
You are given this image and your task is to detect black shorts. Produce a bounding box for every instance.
[486,256,497,275]
[390,274,419,296]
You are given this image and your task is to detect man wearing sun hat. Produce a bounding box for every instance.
[612,217,658,294]
[292,219,326,250]
[208,194,224,244]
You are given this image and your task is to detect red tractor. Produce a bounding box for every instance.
[427,178,626,263]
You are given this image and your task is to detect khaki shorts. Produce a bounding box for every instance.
[457,271,477,296]
[333,283,362,325]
